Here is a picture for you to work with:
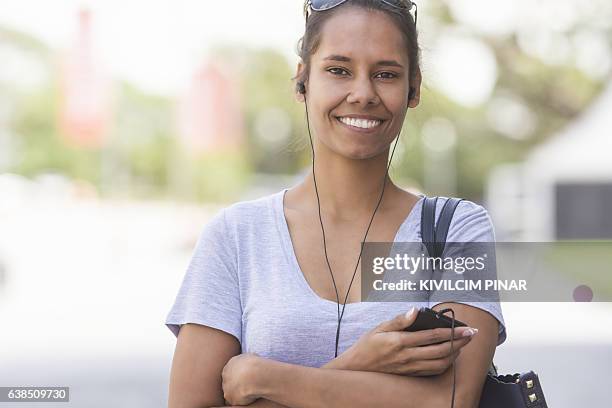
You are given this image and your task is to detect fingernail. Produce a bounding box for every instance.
[405,306,416,319]
[462,327,478,337]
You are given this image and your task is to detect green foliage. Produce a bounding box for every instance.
[11,84,103,184]
[187,151,251,202]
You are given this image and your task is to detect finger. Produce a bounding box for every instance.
[407,336,471,360]
[401,326,478,347]
[408,350,461,376]
[377,306,418,332]
[421,352,459,375]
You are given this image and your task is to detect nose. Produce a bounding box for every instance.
[345,76,380,106]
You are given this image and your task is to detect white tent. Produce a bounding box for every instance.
[487,81,612,240]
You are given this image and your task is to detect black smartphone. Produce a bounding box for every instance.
[404,307,467,332]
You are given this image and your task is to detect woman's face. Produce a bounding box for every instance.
[297,6,420,160]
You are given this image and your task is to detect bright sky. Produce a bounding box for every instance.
[1,0,610,103]
[0,0,305,95]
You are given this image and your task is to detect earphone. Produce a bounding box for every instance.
[297,78,406,358]
[297,80,458,408]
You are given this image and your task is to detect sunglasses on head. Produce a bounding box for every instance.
[306,0,417,25]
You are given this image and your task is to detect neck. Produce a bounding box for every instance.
[301,147,400,221]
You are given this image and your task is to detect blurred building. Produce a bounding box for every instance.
[487,82,612,240]
[58,8,112,149]
[177,60,245,154]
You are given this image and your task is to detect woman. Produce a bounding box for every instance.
[166,1,506,407]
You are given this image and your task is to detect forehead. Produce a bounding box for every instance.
[315,7,408,65]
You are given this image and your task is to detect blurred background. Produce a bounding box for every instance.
[0,0,611,406]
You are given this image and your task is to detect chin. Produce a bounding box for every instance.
[338,145,387,161]
[340,134,393,160]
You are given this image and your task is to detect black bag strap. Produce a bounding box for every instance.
[435,197,464,255]
[420,197,438,257]
[420,196,463,258]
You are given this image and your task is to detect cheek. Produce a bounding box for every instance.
[387,88,409,110]
[388,92,409,118]
[311,93,344,127]
[310,71,349,101]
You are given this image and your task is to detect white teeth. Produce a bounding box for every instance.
[338,117,382,129]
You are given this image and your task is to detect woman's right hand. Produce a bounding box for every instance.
[333,307,478,376]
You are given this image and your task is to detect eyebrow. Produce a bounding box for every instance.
[322,54,405,69]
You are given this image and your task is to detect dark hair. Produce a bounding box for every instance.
[293,0,420,93]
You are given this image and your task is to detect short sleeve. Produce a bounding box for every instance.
[165,208,242,343]
[427,199,507,346]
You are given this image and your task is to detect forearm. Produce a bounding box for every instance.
[255,359,458,408]
[214,355,352,408]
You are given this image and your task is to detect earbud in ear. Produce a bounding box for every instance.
[297,81,306,95]
[408,86,416,102]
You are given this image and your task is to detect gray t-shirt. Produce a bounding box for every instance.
[165,189,507,368]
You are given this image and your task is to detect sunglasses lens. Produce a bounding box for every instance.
[383,0,412,10]
[310,0,347,11]
[310,0,413,11]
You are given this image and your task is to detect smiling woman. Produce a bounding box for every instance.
[166,1,506,408]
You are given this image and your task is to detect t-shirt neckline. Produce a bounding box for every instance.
[274,188,424,308]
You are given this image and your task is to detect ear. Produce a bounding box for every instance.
[295,61,306,103]
[408,66,422,109]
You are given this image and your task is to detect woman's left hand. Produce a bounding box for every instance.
[220,352,264,406]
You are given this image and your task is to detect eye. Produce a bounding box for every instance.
[376,72,398,79]
[327,67,349,76]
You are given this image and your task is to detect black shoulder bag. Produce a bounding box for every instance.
[420,196,549,408]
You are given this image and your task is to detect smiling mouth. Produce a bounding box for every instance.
[335,116,385,131]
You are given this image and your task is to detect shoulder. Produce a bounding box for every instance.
[223,190,280,229]
[200,190,281,240]
[435,197,496,242]
[191,191,282,265]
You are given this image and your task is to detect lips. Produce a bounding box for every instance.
[335,116,386,133]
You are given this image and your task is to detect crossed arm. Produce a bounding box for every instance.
[168,303,499,408]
